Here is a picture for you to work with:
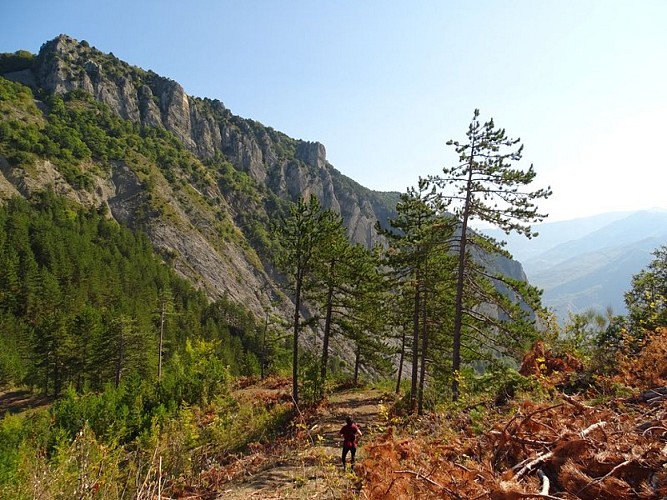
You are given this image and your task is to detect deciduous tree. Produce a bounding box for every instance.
[625,245,667,334]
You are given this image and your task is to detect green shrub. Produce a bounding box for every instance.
[159,339,230,407]
[0,51,35,74]
[0,413,25,485]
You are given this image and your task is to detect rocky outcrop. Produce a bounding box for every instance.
[0,34,535,370]
[16,35,394,247]
[0,155,114,210]
[296,141,327,170]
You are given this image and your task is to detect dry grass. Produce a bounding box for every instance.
[357,335,667,500]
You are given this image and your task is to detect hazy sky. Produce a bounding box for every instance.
[2,1,666,222]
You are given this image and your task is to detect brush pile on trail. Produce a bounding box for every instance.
[359,330,667,499]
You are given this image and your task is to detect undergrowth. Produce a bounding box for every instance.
[0,375,294,498]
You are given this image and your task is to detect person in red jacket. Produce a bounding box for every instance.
[339,416,362,470]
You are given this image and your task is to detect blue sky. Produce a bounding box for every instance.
[2,1,666,222]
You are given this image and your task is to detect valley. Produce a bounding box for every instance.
[486,209,667,320]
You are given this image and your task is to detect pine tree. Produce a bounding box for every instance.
[275,196,336,405]
[342,246,391,385]
[156,287,176,381]
[305,208,348,391]
[380,180,455,412]
[70,305,102,390]
[428,109,552,400]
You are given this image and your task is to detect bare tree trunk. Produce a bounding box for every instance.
[321,259,336,390]
[158,301,165,381]
[261,310,269,379]
[115,335,124,389]
[395,325,406,394]
[354,343,361,385]
[418,282,428,414]
[410,271,421,413]
[452,157,474,402]
[292,275,302,405]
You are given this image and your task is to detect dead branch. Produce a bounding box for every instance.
[290,395,315,446]
[513,421,607,479]
[488,489,564,500]
[381,478,396,497]
[642,425,667,436]
[510,436,555,447]
[393,469,443,488]
[628,386,667,404]
[492,405,562,469]
[522,494,562,500]
[519,403,563,433]
[575,459,632,496]
[579,421,606,439]
[561,393,593,411]
[454,462,472,472]
[513,449,554,480]
[536,469,550,495]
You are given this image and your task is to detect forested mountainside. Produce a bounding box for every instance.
[0,34,401,320]
[0,34,536,391]
[0,194,274,392]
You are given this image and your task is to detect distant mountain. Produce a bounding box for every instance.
[486,210,667,320]
[488,211,635,262]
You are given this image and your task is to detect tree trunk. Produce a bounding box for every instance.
[418,283,428,414]
[115,320,125,389]
[410,271,421,413]
[158,302,165,381]
[54,356,62,397]
[452,156,475,401]
[261,310,269,379]
[43,348,50,395]
[354,343,361,385]
[321,259,336,389]
[395,325,406,394]
[292,274,302,405]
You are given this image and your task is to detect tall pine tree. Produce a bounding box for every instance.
[428,109,551,400]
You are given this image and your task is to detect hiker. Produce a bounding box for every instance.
[339,416,362,470]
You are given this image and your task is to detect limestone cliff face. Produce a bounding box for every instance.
[28,35,391,247]
[1,34,530,330]
[0,34,402,328]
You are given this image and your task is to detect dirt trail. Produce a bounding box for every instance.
[218,388,386,499]
[0,389,52,415]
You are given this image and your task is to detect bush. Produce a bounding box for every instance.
[0,51,35,74]
[0,413,25,485]
[616,327,667,389]
[159,339,230,407]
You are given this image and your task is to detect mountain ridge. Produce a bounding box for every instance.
[0,34,530,350]
[8,34,400,246]
[487,209,667,319]
[1,34,406,323]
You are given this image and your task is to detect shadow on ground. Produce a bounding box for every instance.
[0,389,52,415]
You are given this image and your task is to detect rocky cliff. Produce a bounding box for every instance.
[0,34,529,326]
[20,35,392,248]
[0,35,408,325]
